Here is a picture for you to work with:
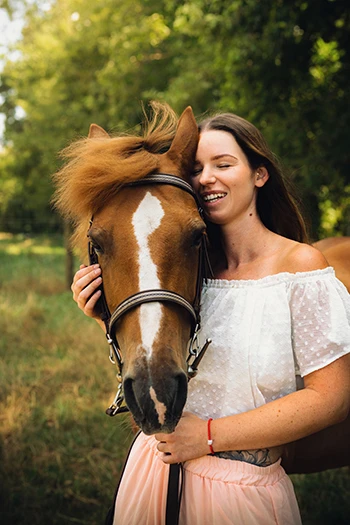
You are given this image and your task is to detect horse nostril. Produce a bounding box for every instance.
[123,376,144,422]
[123,376,133,399]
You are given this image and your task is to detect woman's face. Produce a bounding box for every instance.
[191,130,263,227]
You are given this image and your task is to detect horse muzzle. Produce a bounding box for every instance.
[123,361,188,435]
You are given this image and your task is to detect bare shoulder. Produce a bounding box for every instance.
[277,240,329,273]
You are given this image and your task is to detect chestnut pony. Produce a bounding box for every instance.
[53,104,349,473]
[53,105,208,435]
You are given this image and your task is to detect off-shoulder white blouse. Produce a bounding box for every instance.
[185,268,350,420]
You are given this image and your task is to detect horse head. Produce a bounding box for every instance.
[54,104,207,434]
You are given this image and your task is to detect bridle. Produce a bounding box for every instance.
[88,173,212,417]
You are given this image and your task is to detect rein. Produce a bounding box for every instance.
[87,173,212,417]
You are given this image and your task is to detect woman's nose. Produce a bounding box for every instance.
[198,167,216,186]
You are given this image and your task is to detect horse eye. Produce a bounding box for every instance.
[88,237,103,254]
[191,227,205,248]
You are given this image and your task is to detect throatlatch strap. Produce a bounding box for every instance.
[165,463,183,525]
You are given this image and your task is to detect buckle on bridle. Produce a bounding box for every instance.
[106,332,123,368]
[187,336,212,379]
[105,380,129,416]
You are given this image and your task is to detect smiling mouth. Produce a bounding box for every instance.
[202,192,227,203]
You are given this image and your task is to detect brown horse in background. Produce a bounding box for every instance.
[283,236,350,473]
[314,237,350,292]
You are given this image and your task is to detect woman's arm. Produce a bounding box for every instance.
[155,354,350,464]
[71,264,105,330]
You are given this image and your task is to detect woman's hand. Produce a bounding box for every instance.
[71,264,105,328]
[155,412,208,464]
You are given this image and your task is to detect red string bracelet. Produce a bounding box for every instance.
[207,418,215,455]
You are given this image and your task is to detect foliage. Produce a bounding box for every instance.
[160,0,350,237]
[0,0,176,232]
[0,0,349,237]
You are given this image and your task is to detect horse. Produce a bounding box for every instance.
[53,103,210,436]
[53,103,349,474]
[313,236,350,292]
[284,236,350,473]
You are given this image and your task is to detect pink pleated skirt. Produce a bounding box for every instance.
[113,432,302,525]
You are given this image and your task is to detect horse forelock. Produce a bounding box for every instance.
[52,102,180,255]
[53,138,167,254]
[54,137,157,212]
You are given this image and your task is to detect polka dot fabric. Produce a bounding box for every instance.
[185,268,350,420]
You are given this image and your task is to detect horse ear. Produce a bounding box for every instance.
[88,124,110,138]
[166,106,198,174]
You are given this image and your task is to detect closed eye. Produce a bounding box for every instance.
[191,165,202,176]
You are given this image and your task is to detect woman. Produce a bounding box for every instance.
[71,111,350,524]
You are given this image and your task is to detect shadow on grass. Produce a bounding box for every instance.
[0,410,133,525]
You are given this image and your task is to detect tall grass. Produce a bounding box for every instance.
[0,234,133,524]
[0,234,348,524]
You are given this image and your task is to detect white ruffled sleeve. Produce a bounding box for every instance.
[290,268,350,377]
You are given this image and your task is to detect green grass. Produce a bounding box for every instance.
[292,469,349,525]
[0,233,349,524]
[0,233,133,524]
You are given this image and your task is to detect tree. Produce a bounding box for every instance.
[160,0,350,237]
[0,0,176,232]
[1,0,349,237]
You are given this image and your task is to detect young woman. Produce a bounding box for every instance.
[71,111,350,524]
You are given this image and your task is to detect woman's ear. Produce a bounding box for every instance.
[255,167,269,187]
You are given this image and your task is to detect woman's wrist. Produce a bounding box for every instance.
[207,418,215,455]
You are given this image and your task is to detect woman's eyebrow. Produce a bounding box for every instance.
[194,154,238,164]
[195,154,237,162]
[212,154,237,160]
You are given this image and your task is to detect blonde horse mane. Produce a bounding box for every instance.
[52,102,179,246]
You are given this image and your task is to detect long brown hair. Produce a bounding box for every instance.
[198,113,308,244]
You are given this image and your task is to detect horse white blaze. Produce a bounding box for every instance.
[149,386,167,426]
[132,191,164,358]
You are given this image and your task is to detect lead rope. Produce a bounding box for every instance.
[165,235,214,525]
[165,463,183,525]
